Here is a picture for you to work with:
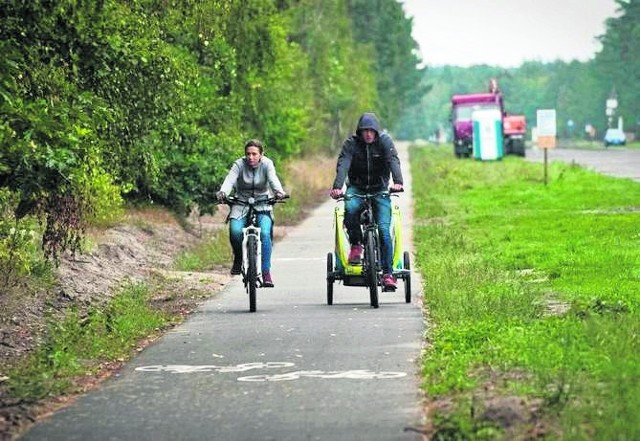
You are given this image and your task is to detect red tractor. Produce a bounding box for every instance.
[503,114,526,156]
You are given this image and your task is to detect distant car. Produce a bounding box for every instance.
[604,128,626,147]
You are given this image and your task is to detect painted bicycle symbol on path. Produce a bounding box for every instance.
[135,362,406,382]
[135,362,294,374]
[237,369,406,382]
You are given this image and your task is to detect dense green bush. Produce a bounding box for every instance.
[0,0,422,276]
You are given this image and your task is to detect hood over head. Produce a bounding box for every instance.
[356,112,381,138]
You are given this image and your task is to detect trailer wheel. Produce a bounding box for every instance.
[327,253,334,305]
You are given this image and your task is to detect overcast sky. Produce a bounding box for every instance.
[400,0,620,68]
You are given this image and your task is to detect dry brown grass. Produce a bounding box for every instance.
[125,206,180,224]
[283,154,335,205]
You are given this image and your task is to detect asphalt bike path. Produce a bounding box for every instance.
[526,146,640,182]
[21,142,425,441]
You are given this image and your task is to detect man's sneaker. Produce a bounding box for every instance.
[262,272,274,288]
[348,244,364,264]
[231,259,242,275]
[382,273,397,291]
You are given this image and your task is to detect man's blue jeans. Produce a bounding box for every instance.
[344,187,393,275]
[229,213,273,273]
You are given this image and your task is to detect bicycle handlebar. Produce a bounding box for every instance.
[218,194,290,206]
[333,188,403,202]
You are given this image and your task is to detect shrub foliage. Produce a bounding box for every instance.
[0,0,422,276]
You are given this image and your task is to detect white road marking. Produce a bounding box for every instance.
[135,363,406,381]
[238,370,407,382]
[135,362,294,374]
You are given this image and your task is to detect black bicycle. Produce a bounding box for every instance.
[358,192,383,308]
[328,189,410,308]
[220,194,288,312]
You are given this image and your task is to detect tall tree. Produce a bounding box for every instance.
[595,0,640,134]
[346,0,425,130]
[288,0,377,151]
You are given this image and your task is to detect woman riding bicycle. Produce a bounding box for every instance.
[329,112,404,290]
[217,139,287,287]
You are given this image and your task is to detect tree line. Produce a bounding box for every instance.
[0,0,423,282]
[396,0,639,144]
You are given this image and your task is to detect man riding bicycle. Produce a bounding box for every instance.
[329,112,404,290]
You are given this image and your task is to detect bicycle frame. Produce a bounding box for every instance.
[336,191,389,264]
[241,211,263,282]
[356,193,382,277]
[222,195,288,312]
[359,195,383,307]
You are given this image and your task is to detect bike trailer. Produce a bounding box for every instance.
[327,199,412,305]
[333,206,367,286]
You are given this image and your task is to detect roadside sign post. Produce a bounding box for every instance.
[536,109,557,185]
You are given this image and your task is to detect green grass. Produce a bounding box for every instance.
[7,283,169,402]
[412,144,640,439]
[173,227,232,271]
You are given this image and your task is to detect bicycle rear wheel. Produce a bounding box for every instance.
[247,235,258,312]
[364,230,379,308]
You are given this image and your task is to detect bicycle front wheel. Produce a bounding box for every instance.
[364,230,379,308]
[247,235,258,312]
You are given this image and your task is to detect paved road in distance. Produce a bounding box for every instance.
[526,146,640,182]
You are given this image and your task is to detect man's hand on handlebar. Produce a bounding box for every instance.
[275,191,287,200]
[329,188,343,199]
[390,183,404,193]
[216,191,226,203]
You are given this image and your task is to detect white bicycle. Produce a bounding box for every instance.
[221,195,288,312]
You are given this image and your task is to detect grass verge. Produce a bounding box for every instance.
[173,227,231,271]
[412,144,640,439]
[7,282,169,402]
